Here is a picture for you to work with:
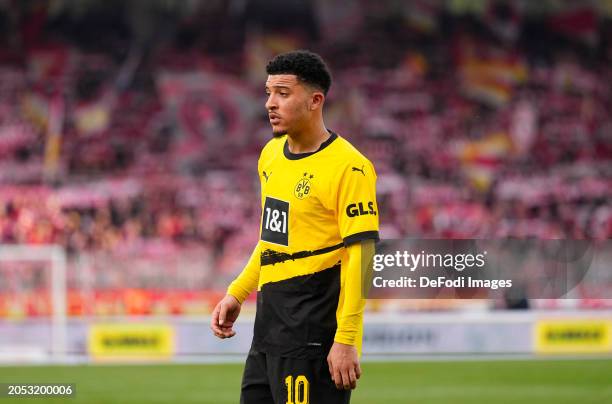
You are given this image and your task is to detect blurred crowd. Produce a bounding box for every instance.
[0,1,611,306]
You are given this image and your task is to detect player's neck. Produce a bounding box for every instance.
[286,121,330,154]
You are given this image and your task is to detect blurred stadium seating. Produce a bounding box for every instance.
[0,0,611,320]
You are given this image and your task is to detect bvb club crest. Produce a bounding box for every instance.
[294,172,314,199]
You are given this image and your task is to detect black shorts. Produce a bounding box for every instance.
[241,349,351,404]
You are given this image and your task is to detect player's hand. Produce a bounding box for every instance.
[327,342,361,390]
[210,294,241,339]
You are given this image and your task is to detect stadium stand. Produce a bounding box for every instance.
[0,0,611,316]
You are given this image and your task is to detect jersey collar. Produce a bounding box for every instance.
[283,130,338,160]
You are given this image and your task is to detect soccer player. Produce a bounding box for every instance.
[211,50,379,404]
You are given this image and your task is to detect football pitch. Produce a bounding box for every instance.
[0,358,610,403]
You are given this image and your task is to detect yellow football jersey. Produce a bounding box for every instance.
[229,130,379,357]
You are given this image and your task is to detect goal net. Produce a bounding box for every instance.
[0,245,66,363]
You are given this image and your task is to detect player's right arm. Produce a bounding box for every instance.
[211,143,273,339]
[210,240,262,339]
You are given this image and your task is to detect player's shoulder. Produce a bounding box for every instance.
[333,134,375,172]
[259,135,286,161]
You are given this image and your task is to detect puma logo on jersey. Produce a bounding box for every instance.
[346,201,377,217]
[263,171,272,182]
[352,165,365,176]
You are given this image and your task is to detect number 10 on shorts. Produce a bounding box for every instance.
[285,375,309,404]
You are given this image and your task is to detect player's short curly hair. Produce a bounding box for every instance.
[266,50,332,95]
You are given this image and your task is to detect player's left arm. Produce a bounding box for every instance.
[328,158,379,390]
[328,239,375,390]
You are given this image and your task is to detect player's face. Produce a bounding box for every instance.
[265,74,312,137]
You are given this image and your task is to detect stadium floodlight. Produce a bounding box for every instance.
[0,245,66,363]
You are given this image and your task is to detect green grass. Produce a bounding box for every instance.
[0,359,611,403]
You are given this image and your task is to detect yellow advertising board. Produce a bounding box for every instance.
[535,319,612,354]
[89,323,175,361]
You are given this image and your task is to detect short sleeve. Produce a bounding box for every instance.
[336,160,380,246]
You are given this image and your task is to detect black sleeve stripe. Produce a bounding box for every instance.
[343,231,380,247]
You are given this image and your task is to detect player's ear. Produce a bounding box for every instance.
[310,91,324,110]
